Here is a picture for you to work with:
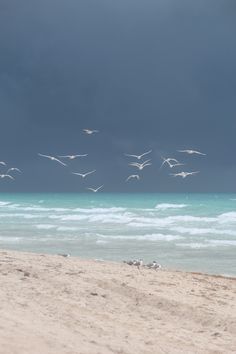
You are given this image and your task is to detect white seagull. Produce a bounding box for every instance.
[0,174,14,180]
[126,174,140,182]
[38,153,67,167]
[0,161,6,166]
[58,154,88,160]
[129,159,152,170]
[124,149,152,160]
[178,149,206,156]
[170,171,199,178]
[168,162,185,169]
[160,157,179,168]
[87,185,104,192]
[72,170,96,178]
[6,168,22,174]
[83,129,99,135]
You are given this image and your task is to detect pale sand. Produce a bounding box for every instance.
[0,250,236,354]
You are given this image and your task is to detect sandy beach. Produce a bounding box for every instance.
[0,250,235,354]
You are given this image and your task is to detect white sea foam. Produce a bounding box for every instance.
[155,203,188,210]
[208,240,236,246]
[36,224,56,230]
[73,207,127,213]
[0,201,11,206]
[170,226,236,236]
[217,212,236,224]
[97,233,183,241]
[177,243,210,249]
[57,226,78,231]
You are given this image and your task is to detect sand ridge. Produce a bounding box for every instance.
[0,250,236,354]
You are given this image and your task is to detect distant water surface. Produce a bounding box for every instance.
[0,193,236,276]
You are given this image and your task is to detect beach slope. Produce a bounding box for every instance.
[0,250,235,354]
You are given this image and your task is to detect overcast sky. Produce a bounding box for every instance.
[0,0,236,192]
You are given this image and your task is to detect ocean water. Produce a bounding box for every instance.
[0,193,236,276]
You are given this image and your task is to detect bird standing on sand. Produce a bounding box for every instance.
[38,153,67,167]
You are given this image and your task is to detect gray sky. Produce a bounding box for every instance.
[0,0,236,192]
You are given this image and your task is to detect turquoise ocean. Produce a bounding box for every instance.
[0,193,236,276]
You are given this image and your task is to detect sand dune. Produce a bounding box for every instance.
[0,250,235,354]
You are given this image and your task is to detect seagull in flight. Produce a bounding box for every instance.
[6,168,22,174]
[0,161,6,166]
[0,174,14,180]
[124,149,152,160]
[83,129,99,135]
[178,149,206,156]
[38,153,67,167]
[160,157,179,168]
[72,170,96,178]
[87,185,104,192]
[129,159,152,170]
[170,171,199,178]
[168,162,185,169]
[126,174,140,182]
[58,154,88,160]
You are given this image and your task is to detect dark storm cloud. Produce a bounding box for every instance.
[0,0,236,192]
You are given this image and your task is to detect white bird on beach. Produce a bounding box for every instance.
[83,129,99,135]
[0,174,14,180]
[0,161,6,166]
[58,154,88,160]
[38,153,67,167]
[170,171,199,178]
[124,149,152,160]
[72,170,96,178]
[129,159,152,170]
[126,174,140,182]
[6,168,22,174]
[177,149,206,156]
[87,185,104,192]
[133,259,143,269]
[160,157,179,169]
[146,261,161,270]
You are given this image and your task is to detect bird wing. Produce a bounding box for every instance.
[87,187,95,192]
[125,154,139,158]
[129,162,140,167]
[96,185,104,191]
[53,158,67,166]
[140,149,152,158]
[142,159,151,165]
[193,151,206,155]
[85,170,96,176]
[72,172,83,177]
[38,153,52,159]
[5,174,14,180]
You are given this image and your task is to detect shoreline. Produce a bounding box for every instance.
[0,249,236,353]
[2,248,236,279]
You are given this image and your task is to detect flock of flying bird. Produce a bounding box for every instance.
[1,128,206,190]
